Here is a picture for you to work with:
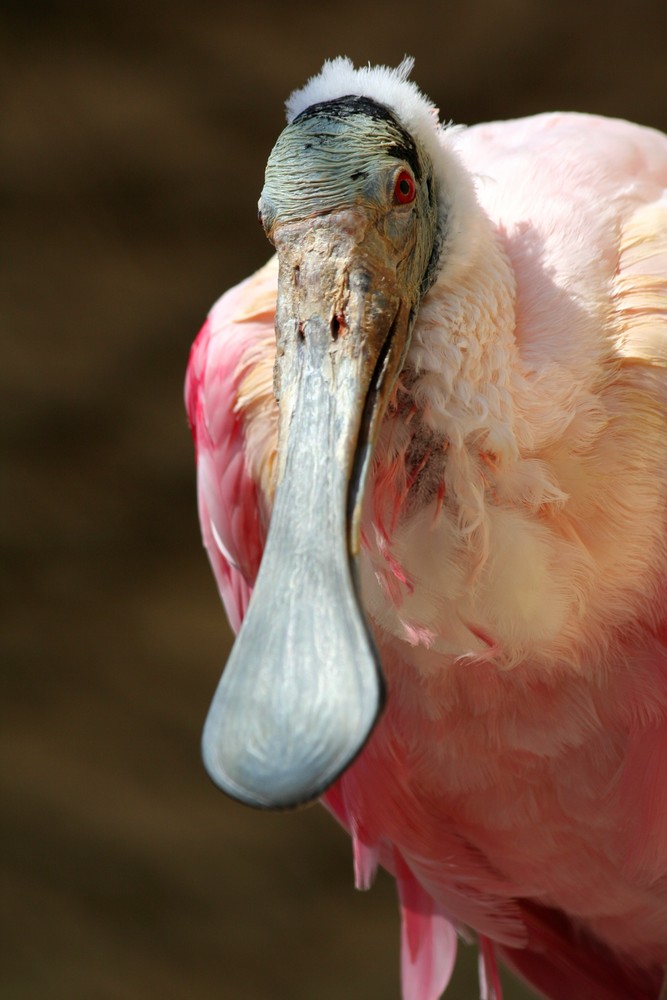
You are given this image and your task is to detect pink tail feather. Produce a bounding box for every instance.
[396,857,458,1000]
[479,935,503,1000]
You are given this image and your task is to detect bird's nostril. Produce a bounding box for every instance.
[331,314,345,340]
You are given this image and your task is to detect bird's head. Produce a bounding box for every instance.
[260,88,442,303]
[203,59,456,809]
[259,81,443,490]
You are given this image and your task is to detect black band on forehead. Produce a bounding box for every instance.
[293,95,422,181]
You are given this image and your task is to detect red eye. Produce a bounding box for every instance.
[393,170,416,204]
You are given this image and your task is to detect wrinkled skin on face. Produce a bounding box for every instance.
[201,97,440,809]
[270,209,413,533]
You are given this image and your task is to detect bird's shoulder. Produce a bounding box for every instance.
[455,110,667,188]
[451,111,667,367]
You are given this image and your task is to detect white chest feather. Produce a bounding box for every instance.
[360,218,667,677]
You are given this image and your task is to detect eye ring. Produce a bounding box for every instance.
[393,169,416,205]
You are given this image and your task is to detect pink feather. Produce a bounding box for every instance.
[396,854,458,1000]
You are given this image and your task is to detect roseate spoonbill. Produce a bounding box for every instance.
[185,58,667,999]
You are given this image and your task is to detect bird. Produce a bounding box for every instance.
[185,57,667,1000]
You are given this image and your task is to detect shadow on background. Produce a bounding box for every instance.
[2,2,666,998]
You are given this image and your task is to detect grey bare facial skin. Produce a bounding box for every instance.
[202,96,441,809]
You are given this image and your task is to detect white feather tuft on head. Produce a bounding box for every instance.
[286,57,445,170]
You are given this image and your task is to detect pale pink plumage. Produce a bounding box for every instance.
[186,108,667,998]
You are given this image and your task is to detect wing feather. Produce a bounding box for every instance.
[185,257,278,631]
[613,195,667,366]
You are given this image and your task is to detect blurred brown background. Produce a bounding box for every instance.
[2,2,666,998]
